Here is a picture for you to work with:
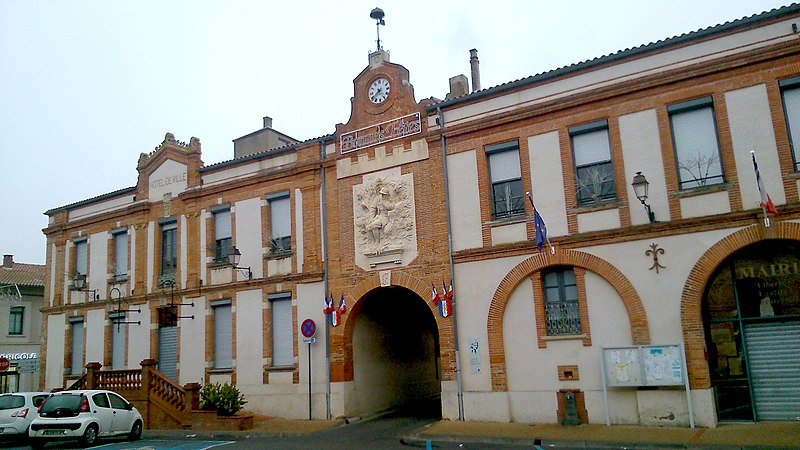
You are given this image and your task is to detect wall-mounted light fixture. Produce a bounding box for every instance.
[227,246,253,280]
[631,172,656,223]
[71,274,99,301]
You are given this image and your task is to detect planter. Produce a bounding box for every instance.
[191,410,254,431]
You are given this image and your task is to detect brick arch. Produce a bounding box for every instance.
[331,272,446,383]
[487,248,649,391]
[680,222,800,390]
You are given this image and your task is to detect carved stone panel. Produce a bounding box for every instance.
[353,168,418,270]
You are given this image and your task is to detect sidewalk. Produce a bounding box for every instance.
[145,416,800,449]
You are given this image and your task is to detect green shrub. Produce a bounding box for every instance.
[198,382,247,416]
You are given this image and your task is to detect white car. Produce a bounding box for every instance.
[0,391,49,440]
[28,389,143,448]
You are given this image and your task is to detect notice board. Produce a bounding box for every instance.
[602,344,685,387]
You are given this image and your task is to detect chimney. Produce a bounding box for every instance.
[447,75,469,100]
[469,48,481,92]
[3,254,12,269]
[263,116,273,129]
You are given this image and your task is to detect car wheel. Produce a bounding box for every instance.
[81,424,99,447]
[128,420,143,441]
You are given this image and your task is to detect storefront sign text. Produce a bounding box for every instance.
[340,112,421,154]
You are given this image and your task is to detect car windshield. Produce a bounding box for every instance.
[40,394,81,413]
[0,395,24,410]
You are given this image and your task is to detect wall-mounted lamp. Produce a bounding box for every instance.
[227,246,252,280]
[71,274,99,301]
[631,172,656,223]
[109,287,141,332]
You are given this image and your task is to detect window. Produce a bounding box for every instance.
[571,120,615,204]
[8,306,23,335]
[268,193,291,254]
[211,300,232,369]
[110,312,126,369]
[91,392,110,408]
[543,267,581,335]
[270,293,293,367]
[487,141,524,219]
[74,238,87,276]
[160,221,177,281]
[70,318,84,376]
[669,97,724,189]
[780,76,800,171]
[108,392,128,409]
[112,228,128,279]
[212,207,233,262]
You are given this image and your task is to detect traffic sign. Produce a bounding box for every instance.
[303,337,316,344]
[301,319,316,338]
[0,357,9,371]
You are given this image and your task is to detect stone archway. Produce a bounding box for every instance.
[680,222,800,390]
[486,248,649,391]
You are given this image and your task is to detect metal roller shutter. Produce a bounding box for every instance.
[744,321,800,421]
[158,326,178,380]
[272,298,293,367]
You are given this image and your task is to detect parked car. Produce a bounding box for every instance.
[0,391,49,441]
[28,389,143,448]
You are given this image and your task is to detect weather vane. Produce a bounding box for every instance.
[370,7,385,51]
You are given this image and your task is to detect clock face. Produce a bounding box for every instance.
[368,78,390,104]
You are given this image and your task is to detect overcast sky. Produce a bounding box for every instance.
[0,1,791,265]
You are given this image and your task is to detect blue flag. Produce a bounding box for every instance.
[534,208,547,251]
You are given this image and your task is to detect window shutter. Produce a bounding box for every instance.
[71,321,84,375]
[214,304,232,369]
[572,129,611,166]
[111,320,126,369]
[214,210,232,240]
[75,241,87,275]
[271,297,293,366]
[488,150,521,182]
[270,197,291,239]
[114,233,128,276]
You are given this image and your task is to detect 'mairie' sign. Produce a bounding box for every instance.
[340,112,421,154]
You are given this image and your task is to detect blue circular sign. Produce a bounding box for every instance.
[301,319,316,338]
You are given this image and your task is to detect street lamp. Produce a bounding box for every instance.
[631,172,656,223]
[227,247,252,280]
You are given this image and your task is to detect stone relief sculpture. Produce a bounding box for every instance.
[354,177,414,255]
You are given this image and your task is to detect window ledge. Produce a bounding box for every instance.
[484,215,527,227]
[109,276,129,285]
[208,261,234,269]
[572,199,622,214]
[264,251,293,261]
[265,365,294,372]
[671,182,730,199]
[541,334,587,341]
[207,368,233,374]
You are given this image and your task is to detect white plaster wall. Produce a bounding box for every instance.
[88,232,108,298]
[528,131,568,237]
[202,153,297,186]
[68,194,135,222]
[234,197,264,279]
[619,109,670,224]
[447,150,483,251]
[726,84,786,209]
[235,290,263,386]
[85,309,105,365]
[127,305,150,369]
[583,227,742,344]
[267,257,292,277]
[45,313,65,390]
[577,208,621,233]
[680,191,731,219]
[462,392,511,422]
[454,255,529,392]
[178,296,206,384]
[294,189,304,273]
[148,160,187,201]
[147,222,154,293]
[490,222,526,245]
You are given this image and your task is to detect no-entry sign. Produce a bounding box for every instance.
[0,357,9,372]
[301,319,316,338]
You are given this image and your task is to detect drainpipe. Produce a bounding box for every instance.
[437,106,465,421]
[320,139,331,420]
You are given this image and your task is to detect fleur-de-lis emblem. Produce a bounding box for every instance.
[646,243,666,274]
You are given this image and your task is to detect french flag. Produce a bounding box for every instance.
[438,282,452,318]
[338,295,347,315]
[324,294,340,327]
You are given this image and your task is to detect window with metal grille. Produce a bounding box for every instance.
[213,208,232,262]
[570,120,615,204]
[543,268,581,335]
[268,194,291,254]
[487,141,524,219]
[780,76,800,171]
[8,306,23,335]
[668,97,724,189]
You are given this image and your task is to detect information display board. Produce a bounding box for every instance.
[602,344,684,387]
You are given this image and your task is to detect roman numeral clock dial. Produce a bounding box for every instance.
[368,78,390,104]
